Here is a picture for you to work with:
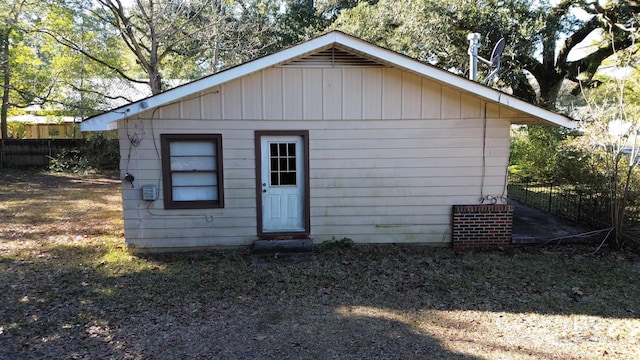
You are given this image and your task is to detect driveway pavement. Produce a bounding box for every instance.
[511,200,592,244]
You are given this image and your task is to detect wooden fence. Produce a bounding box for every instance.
[1,139,93,168]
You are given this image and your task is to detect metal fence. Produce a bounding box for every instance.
[508,182,612,228]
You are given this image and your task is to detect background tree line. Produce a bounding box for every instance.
[2,0,639,248]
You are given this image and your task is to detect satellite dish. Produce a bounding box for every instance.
[483,37,506,85]
[490,38,505,67]
[467,33,507,85]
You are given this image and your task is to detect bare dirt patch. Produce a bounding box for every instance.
[1,170,639,359]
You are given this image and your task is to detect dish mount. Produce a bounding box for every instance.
[467,33,505,85]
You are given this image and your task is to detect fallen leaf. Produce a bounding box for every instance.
[571,287,584,296]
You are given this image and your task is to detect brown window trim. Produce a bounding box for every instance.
[161,134,224,209]
[255,130,310,237]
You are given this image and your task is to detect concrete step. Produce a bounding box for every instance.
[253,239,314,254]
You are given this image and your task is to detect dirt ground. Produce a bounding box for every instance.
[1,171,639,359]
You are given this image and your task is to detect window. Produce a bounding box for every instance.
[161,134,224,209]
[49,126,60,137]
[269,142,297,186]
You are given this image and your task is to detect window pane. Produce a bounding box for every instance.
[288,157,296,171]
[171,156,216,171]
[288,143,295,156]
[279,143,286,155]
[170,141,215,156]
[173,172,217,186]
[271,158,278,172]
[173,186,217,201]
[280,158,288,171]
[270,143,278,156]
[271,172,279,186]
[281,172,296,185]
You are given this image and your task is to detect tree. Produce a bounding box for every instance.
[517,17,640,250]
[1,0,65,140]
[40,0,280,96]
[1,0,28,140]
[277,0,329,45]
[570,40,640,249]
[331,0,640,110]
[205,0,281,72]
[38,2,135,118]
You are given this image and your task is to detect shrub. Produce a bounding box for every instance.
[49,134,119,173]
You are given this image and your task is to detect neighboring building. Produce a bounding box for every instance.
[6,112,78,139]
[5,79,158,139]
[81,31,575,252]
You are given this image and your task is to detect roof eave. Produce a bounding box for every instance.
[81,31,577,131]
[334,37,576,128]
[81,33,346,131]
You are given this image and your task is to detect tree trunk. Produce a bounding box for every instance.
[1,29,10,142]
[537,76,564,110]
[149,67,162,95]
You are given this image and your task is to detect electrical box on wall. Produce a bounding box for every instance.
[141,184,158,201]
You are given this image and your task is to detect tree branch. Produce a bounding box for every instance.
[556,17,600,70]
[36,28,147,85]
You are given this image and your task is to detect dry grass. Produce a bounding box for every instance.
[1,170,639,359]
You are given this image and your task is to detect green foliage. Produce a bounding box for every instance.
[510,122,640,249]
[48,147,90,173]
[2,1,58,139]
[331,0,640,109]
[332,0,546,100]
[6,121,26,138]
[48,134,119,173]
[553,140,606,188]
[38,2,137,114]
[509,125,578,183]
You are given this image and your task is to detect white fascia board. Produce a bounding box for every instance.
[81,33,342,132]
[81,31,576,131]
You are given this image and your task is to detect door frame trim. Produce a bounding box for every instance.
[255,130,310,238]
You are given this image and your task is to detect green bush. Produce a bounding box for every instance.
[49,134,119,173]
[48,148,90,173]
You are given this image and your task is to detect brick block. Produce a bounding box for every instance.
[452,204,513,251]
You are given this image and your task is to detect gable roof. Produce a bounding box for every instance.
[81,31,576,131]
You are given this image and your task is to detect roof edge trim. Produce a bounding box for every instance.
[81,31,576,131]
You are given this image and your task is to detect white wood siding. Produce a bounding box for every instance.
[119,66,516,250]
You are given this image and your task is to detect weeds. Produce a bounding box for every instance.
[316,237,354,252]
[48,134,119,173]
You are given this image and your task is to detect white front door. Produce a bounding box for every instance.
[261,136,305,232]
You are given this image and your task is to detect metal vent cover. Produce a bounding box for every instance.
[281,46,386,68]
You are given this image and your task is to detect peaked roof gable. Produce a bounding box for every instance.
[81,31,575,131]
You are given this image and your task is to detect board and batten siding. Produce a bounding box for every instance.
[119,66,517,250]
